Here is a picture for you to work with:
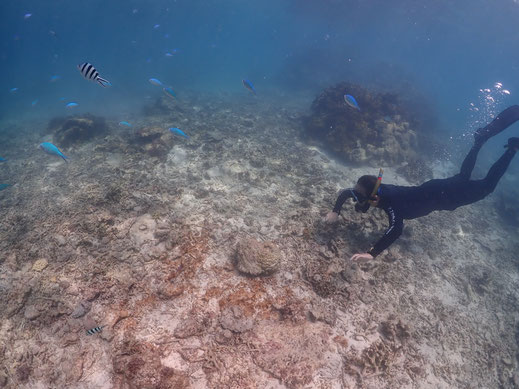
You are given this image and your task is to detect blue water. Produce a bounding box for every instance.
[1,0,518,156]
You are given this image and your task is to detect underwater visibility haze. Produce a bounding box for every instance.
[1,0,519,388]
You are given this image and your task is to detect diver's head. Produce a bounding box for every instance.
[353,174,380,213]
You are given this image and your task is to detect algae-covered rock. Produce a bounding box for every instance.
[48,114,107,148]
[131,126,174,159]
[233,238,281,276]
[31,258,48,272]
[305,82,423,167]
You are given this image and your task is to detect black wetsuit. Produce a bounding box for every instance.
[333,105,519,257]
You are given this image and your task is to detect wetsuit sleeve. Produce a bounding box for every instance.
[368,206,403,257]
[332,189,354,214]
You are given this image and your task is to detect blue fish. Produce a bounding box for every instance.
[242,79,256,95]
[32,99,38,106]
[66,102,79,108]
[49,75,61,82]
[0,184,10,191]
[169,128,188,138]
[149,78,163,86]
[39,142,69,162]
[119,121,132,127]
[9,88,18,93]
[0,157,6,162]
[344,94,361,111]
[163,87,176,99]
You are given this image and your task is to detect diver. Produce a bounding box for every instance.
[325,105,519,261]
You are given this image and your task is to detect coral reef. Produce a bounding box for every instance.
[0,94,518,389]
[47,114,107,148]
[305,82,423,167]
[233,238,281,276]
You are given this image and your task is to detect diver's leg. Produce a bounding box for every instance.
[481,143,517,194]
[458,142,483,180]
[474,105,519,144]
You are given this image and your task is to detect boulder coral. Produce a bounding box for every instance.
[233,238,281,276]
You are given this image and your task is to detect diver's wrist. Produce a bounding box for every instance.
[367,247,378,257]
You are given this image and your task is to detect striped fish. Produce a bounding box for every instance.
[86,326,103,335]
[77,63,111,87]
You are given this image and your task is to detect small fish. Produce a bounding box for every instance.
[165,52,173,57]
[0,184,10,191]
[163,87,176,99]
[0,157,7,162]
[24,13,32,19]
[169,128,188,138]
[66,102,78,108]
[32,99,38,106]
[39,142,69,162]
[86,326,103,335]
[344,94,361,111]
[78,62,111,87]
[149,78,163,86]
[153,24,160,29]
[49,75,61,82]
[242,79,256,95]
[119,121,132,127]
[9,88,18,93]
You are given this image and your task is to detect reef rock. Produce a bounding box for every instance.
[233,238,281,276]
[31,258,48,272]
[219,305,254,333]
[305,82,423,166]
[131,126,174,159]
[48,114,107,148]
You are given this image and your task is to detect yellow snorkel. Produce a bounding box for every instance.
[369,168,384,204]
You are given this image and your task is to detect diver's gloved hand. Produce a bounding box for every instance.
[350,253,374,261]
[324,211,339,223]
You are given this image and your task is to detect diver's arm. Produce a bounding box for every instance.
[367,206,403,257]
[332,189,354,214]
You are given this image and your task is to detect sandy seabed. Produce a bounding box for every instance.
[0,93,519,389]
